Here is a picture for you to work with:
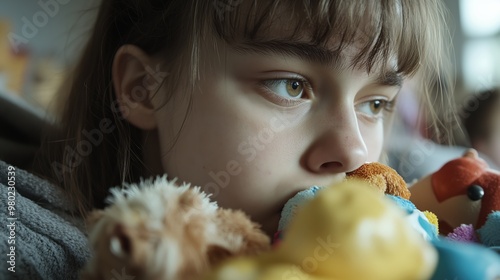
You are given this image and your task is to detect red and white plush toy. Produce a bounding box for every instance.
[410,149,500,246]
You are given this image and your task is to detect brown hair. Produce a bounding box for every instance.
[34,0,454,216]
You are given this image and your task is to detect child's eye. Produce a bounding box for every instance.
[261,79,307,99]
[356,99,394,117]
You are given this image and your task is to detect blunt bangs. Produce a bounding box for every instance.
[211,0,449,78]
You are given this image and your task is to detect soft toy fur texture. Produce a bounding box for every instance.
[347,162,411,199]
[80,176,270,280]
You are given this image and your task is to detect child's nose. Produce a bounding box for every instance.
[303,109,368,174]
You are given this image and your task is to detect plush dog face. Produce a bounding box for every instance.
[80,176,270,280]
[80,179,220,280]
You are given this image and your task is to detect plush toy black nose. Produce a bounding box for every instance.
[467,184,484,201]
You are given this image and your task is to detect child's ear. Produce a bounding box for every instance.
[112,45,162,130]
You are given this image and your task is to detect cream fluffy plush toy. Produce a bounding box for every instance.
[80,176,270,280]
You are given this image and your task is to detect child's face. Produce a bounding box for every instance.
[150,23,401,235]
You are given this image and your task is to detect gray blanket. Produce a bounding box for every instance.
[0,160,90,280]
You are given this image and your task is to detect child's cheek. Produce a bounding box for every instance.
[359,120,384,162]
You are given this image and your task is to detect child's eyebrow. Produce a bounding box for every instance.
[232,40,402,87]
[232,40,342,67]
[376,71,403,87]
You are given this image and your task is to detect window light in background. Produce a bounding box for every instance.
[460,0,500,91]
[463,38,500,91]
[460,0,500,37]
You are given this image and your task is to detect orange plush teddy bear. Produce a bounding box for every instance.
[346,162,438,229]
[346,162,411,199]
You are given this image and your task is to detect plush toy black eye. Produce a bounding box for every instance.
[467,185,484,201]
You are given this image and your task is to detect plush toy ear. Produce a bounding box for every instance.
[109,224,133,259]
[463,149,479,159]
[464,148,490,168]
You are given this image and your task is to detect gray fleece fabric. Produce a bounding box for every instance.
[0,160,91,280]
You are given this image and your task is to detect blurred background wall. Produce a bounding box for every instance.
[0,0,99,113]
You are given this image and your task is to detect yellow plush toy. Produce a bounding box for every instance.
[206,180,438,280]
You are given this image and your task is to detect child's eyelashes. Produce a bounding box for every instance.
[261,78,308,99]
[256,76,313,106]
[356,99,395,120]
[251,75,396,118]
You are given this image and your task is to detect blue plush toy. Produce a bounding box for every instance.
[387,194,500,280]
[478,212,500,247]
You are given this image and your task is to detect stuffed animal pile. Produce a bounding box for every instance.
[81,151,500,280]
